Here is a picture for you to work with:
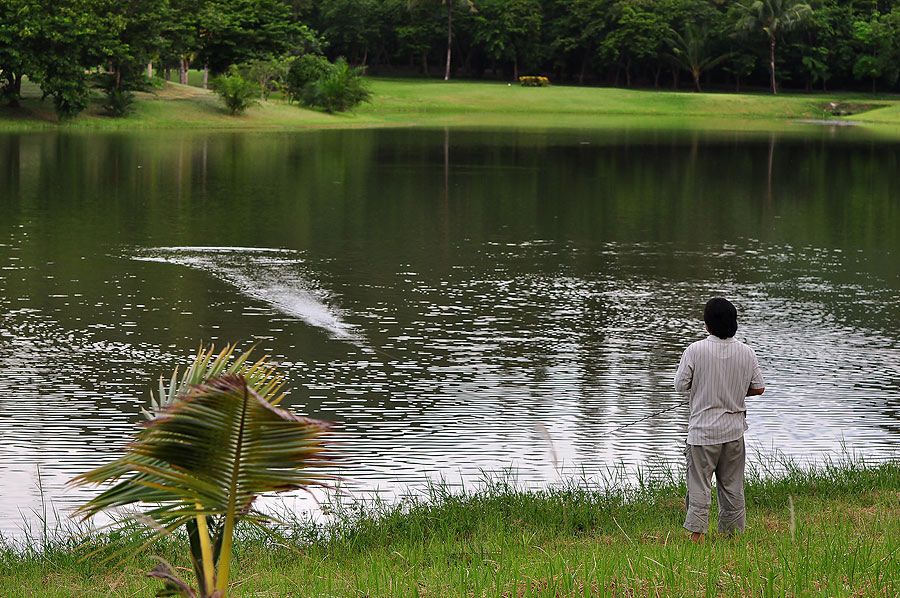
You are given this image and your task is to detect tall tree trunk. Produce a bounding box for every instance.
[14,73,22,106]
[6,73,21,107]
[693,69,701,92]
[578,53,587,84]
[165,67,171,82]
[444,2,452,81]
[147,61,153,78]
[653,65,661,88]
[202,65,209,90]
[179,58,189,85]
[769,37,777,95]
[513,56,518,82]
[115,67,121,91]
[362,48,368,67]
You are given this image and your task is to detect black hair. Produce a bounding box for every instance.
[704,297,738,339]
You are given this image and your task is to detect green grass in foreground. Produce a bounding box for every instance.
[2,455,900,597]
[3,76,900,133]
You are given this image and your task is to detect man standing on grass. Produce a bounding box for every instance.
[674,297,765,542]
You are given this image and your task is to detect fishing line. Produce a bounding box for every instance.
[610,399,690,435]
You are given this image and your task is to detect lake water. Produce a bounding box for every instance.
[1,126,898,536]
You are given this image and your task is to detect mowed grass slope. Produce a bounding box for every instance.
[365,79,825,117]
[0,78,361,130]
[2,76,900,131]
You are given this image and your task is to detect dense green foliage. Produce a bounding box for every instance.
[297,58,372,112]
[100,88,136,117]
[3,0,900,120]
[285,53,336,102]
[246,55,291,100]
[309,0,900,93]
[211,67,261,114]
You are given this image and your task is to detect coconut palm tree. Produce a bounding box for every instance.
[735,0,812,94]
[71,345,336,598]
[667,24,733,92]
[409,0,477,81]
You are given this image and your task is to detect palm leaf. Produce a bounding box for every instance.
[72,373,336,597]
[73,374,333,515]
[144,344,287,419]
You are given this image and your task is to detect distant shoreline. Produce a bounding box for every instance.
[2,78,900,134]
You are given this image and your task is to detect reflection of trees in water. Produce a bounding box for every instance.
[0,134,21,197]
[5,128,899,258]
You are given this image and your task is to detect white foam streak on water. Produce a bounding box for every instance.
[133,247,361,343]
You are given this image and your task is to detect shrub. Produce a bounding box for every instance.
[91,70,158,118]
[300,58,371,113]
[101,89,136,117]
[285,54,335,103]
[40,75,90,121]
[519,76,550,87]
[211,66,260,115]
[246,56,290,101]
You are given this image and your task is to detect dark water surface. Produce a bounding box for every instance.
[1,127,899,534]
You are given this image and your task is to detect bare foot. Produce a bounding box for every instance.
[691,532,704,543]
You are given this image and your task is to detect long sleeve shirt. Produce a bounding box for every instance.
[674,335,765,445]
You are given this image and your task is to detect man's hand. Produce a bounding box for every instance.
[746,386,765,397]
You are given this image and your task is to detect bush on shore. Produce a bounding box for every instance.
[300,58,371,113]
[285,54,334,103]
[211,67,260,115]
[285,55,371,113]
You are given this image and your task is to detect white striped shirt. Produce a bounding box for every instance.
[674,335,765,445]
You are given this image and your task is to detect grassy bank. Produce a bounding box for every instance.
[3,456,900,597]
[2,77,900,133]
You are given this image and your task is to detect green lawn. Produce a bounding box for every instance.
[3,76,900,133]
[3,458,900,597]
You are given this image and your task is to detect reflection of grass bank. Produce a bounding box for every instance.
[3,456,900,597]
[3,77,900,132]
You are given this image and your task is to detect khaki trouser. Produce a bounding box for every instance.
[683,437,746,535]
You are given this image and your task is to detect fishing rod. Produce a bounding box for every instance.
[610,399,690,435]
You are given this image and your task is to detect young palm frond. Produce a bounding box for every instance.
[145,344,287,418]
[72,353,336,598]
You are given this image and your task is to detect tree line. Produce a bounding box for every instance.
[2,0,900,120]
[313,0,900,93]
